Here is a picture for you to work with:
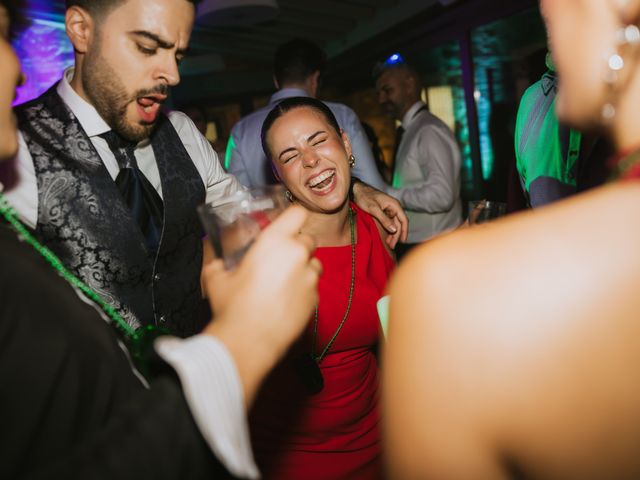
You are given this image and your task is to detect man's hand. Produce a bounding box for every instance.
[201,206,322,406]
[455,199,486,230]
[353,181,409,248]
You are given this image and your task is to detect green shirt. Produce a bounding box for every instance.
[514,71,581,207]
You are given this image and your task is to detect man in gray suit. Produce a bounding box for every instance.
[375,59,462,259]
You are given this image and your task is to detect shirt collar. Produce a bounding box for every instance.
[269,87,310,105]
[56,67,111,137]
[401,101,426,129]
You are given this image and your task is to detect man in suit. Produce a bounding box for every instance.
[375,60,462,260]
[6,0,407,336]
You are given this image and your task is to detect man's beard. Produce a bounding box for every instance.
[82,48,167,142]
[381,101,399,120]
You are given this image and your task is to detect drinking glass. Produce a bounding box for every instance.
[198,185,289,269]
[468,200,507,224]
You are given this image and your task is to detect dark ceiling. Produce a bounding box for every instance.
[21,0,538,104]
[22,0,452,102]
[180,0,444,101]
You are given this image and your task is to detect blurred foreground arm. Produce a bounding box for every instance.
[384,183,640,479]
[202,205,320,406]
[158,206,320,478]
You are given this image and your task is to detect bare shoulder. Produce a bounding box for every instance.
[390,182,640,323]
[384,183,640,478]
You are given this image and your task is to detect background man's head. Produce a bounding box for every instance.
[273,38,327,98]
[64,0,200,141]
[181,103,208,135]
[375,63,421,121]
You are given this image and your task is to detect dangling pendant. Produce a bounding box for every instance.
[293,354,324,395]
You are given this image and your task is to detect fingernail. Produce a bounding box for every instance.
[388,225,397,233]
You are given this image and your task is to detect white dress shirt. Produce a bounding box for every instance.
[226,87,389,192]
[6,68,258,478]
[387,101,462,243]
[5,68,244,228]
[155,336,259,479]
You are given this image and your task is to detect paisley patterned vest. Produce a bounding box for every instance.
[16,85,206,337]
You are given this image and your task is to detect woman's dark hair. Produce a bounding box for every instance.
[261,96,342,160]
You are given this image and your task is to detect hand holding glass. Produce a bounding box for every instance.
[198,185,289,269]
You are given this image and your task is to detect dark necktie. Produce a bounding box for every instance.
[391,125,405,186]
[392,106,427,187]
[100,130,164,253]
[393,125,405,164]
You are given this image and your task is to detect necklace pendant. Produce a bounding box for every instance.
[128,324,171,375]
[293,354,324,395]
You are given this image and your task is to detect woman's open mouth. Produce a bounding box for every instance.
[307,169,337,195]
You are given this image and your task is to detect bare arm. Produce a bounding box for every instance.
[384,183,640,479]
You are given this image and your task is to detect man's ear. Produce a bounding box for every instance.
[66,6,94,54]
[405,71,418,96]
[307,70,321,97]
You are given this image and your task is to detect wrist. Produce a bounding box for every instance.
[349,176,362,200]
[204,317,280,408]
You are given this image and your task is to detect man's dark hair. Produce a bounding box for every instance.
[261,96,341,160]
[273,38,327,87]
[65,0,202,18]
[2,0,28,39]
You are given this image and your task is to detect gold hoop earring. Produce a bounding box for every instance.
[285,190,294,202]
[349,154,356,168]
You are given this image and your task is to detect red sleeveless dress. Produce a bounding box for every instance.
[249,203,394,480]
[610,149,640,180]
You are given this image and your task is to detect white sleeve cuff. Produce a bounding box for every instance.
[154,335,260,479]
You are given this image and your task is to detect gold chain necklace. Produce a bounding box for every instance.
[294,206,355,395]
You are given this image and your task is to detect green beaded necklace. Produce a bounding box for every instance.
[0,192,166,368]
[295,206,356,394]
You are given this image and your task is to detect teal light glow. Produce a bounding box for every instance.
[471,8,547,182]
[224,135,236,170]
[413,42,473,196]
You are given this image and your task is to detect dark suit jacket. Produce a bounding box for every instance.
[0,222,234,479]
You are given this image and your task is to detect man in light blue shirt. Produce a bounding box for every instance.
[226,38,388,192]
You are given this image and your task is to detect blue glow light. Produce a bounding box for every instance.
[385,53,404,66]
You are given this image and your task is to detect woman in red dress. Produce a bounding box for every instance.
[251,96,395,479]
